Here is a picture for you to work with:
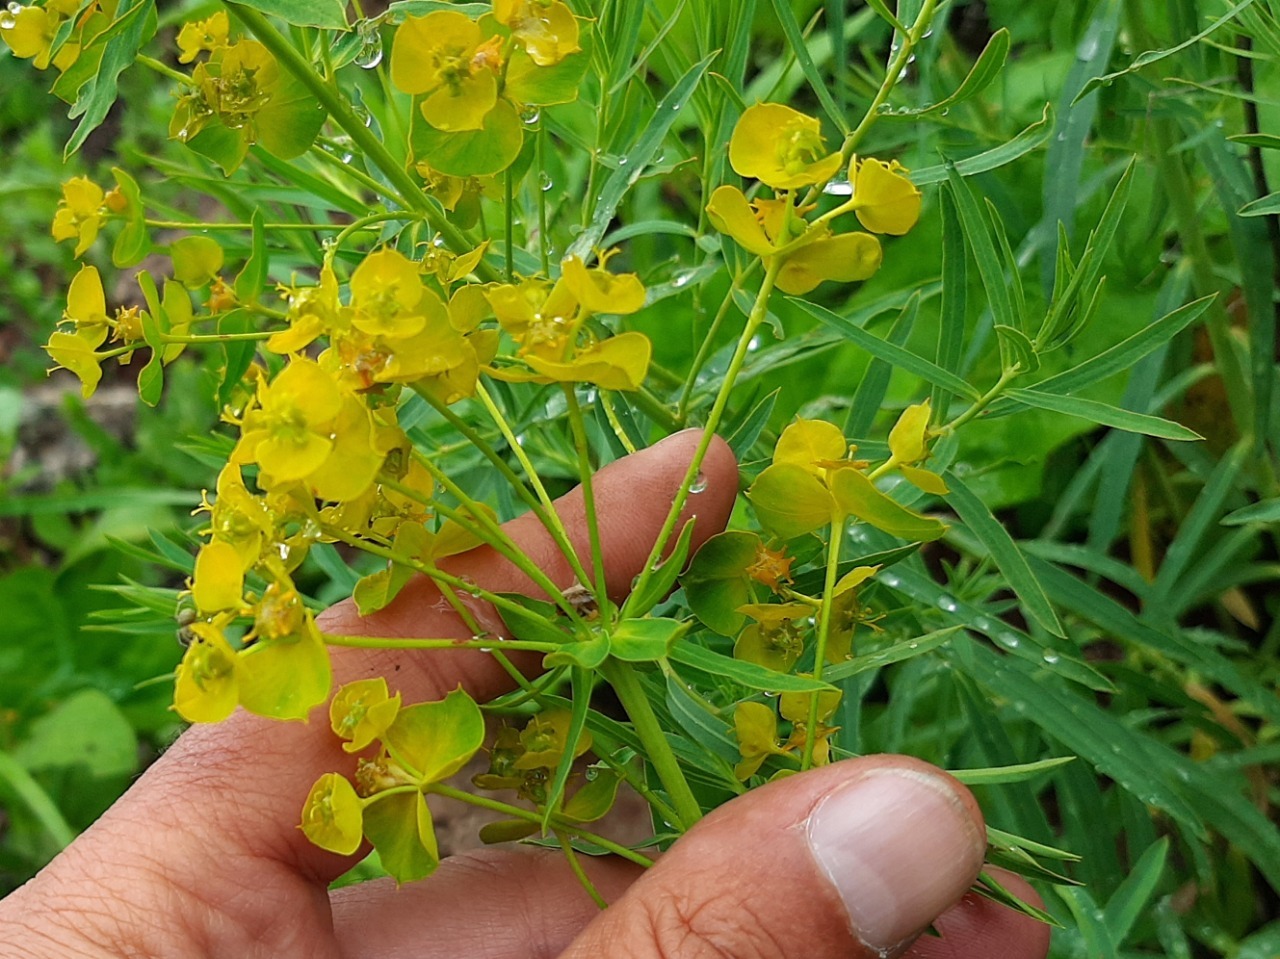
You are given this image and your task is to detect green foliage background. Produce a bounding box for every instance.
[2,0,1280,955]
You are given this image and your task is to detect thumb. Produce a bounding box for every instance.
[563,756,987,959]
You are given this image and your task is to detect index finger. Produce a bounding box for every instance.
[80,430,737,885]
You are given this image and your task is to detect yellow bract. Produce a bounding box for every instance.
[301,773,365,856]
[192,540,244,614]
[494,0,581,66]
[1,3,80,72]
[51,177,105,257]
[851,157,923,236]
[391,11,500,132]
[44,265,111,398]
[176,11,230,64]
[232,358,385,502]
[732,701,788,780]
[776,231,883,296]
[485,256,652,390]
[729,103,844,190]
[174,623,240,724]
[331,678,403,754]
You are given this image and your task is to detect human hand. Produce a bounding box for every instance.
[0,430,1050,959]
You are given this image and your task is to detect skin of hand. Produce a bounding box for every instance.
[0,429,1051,959]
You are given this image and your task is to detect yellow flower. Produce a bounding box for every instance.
[176,10,229,64]
[174,622,240,723]
[729,103,844,191]
[268,265,342,355]
[331,678,402,754]
[233,358,345,483]
[51,177,105,257]
[391,11,500,132]
[172,40,278,145]
[493,0,581,66]
[775,230,882,295]
[237,587,333,721]
[301,773,364,855]
[44,330,106,399]
[349,248,442,340]
[1,3,79,72]
[732,702,788,780]
[191,539,245,614]
[485,258,652,390]
[202,464,275,572]
[44,265,111,398]
[560,254,647,315]
[850,157,922,236]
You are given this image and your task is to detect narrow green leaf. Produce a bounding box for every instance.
[567,54,715,262]
[1027,294,1213,398]
[901,29,1010,117]
[910,105,1054,185]
[1060,887,1119,955]
[823,627,960,682]
[1238,191,1280,217]
[1152,442,1248,598]
[793,298,981,401]
[768,0,849,134]
[946,165,1017,335]
[664,673,741,764]
[1103,838,1170,942]
[1005,388,1203,440]
[949,756,1075,786]
[668,643,835,693]
[235,208,268,302]
[542,667,593,831]
[1222,497,1280,525]
[622,520,696,619]
[945,473,1064,637]
[1074,0,1257,103]
[0,751,76,850]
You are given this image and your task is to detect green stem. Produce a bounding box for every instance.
[803,517,845,770]
[225,3,495,279]
[600,659,701,830]
[140,219,341,231]
[428,783,654,868]
[308,146,408,207]
[323,634,555,653]
[471,381,593,583]
[630,257,783,605]
[136,53,194,86]
[941,366,1020,435]
[563,387,609,606]
[504,166,516,282]
[161,331,276,344]
[599,391,638,454]
[398,458,583,624]
[324,211,424,267]
[537,124,550,275]
[677,268,751,418]
[556,830,609,908]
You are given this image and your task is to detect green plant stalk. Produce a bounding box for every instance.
[563,387,609,605]
[504,166,516,282]
[325,211,424,266]
[599,390,639,454]
[414,386,596,577]
[139,219,346,231]
[308,145,409,207]
[225,3,494,279]
[395,460,584,625]
[555,830,609,909]
[630,256,783,605]
[677,268,751,418]
[600,658,702,830]
[941,366,1020,435]
[161,330,277,344]
[537,125,550,275]
[318,523,541,627]
[840,0,939,162]
[803,515,845,770]
[136,53,194,86]
[429,782,654,868]
[1149,121,1254,440]
[473,383,594,589]
[324,634,555,652]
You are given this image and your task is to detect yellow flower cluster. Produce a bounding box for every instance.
[0,0,87,74]
[707,103,923,294]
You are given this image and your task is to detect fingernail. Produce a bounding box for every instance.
[806,767,985,954]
